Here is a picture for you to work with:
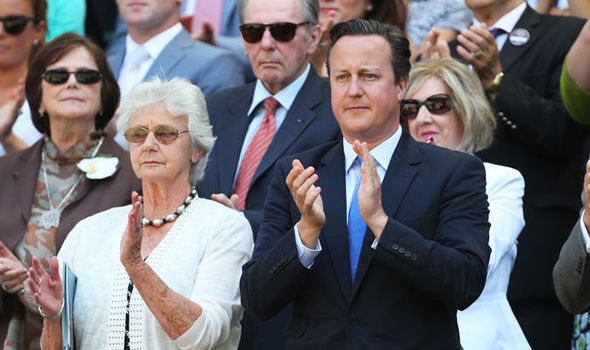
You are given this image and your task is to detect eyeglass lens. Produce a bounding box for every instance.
[0,16,34,35]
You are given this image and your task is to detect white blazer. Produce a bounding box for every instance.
[458,162,530,350]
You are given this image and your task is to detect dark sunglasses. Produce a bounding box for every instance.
[240,21,311,43]
[401,94,453,119]
[124,125,189,144]
[42,69,103,85]
[0,15,36,35]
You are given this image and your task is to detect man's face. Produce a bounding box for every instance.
[329,35,407,147]
[116,0,180,31]
[243,0,320,94]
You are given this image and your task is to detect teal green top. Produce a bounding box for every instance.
[45,0,86,42]
[560,59,590,125]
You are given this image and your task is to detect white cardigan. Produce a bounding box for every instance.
[457,162,530,349]
[58,196,253,350]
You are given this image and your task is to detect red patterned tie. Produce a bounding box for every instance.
[233,97,279,210]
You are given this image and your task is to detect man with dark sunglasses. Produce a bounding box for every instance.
[197,0,340,348]
[240,19,491,349]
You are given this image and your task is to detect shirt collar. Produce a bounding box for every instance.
[247,64,311,116]
[343,126,402,173]
[125,23,183,61]
[474,2,527,34]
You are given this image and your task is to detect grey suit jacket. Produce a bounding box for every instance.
[107,29,245,95]
[554,217,590,314]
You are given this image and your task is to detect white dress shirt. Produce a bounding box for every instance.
[232,64,311,187]
[295,127,402,268]
[474,2,527,51]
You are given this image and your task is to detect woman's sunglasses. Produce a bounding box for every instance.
[42,69,103,85]
[0,15,35,35]
[239,21,311,43]
[401,94,453,119]
[124,126,189,144]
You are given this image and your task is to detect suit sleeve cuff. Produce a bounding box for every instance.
[293,224,321,269]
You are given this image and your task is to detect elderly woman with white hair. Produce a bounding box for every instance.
[26,77,253,350]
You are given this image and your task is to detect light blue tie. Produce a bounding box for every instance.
[348,156,367,282]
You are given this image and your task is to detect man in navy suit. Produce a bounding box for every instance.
[240,19,491,349]
[198,0,340,235]
[197,0,340,348]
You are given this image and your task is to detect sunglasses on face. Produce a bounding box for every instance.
[42,69,103,85]
[239,21,311,43]
[0,15,35,35]
[401,94,453,119]
[124,125,189,144]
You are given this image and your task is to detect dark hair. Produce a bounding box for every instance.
[326,19,410,83]
[365,0,407,30]
[26,33,120,136]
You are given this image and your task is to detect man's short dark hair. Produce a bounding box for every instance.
[326,19,411,84]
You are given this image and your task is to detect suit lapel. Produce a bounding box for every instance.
[215,86,255,194]
[250,70,323,188]
[142,31,189,82]
[108,47,126,80]
[352,131,421,294]
[316,142,353,300]
[499,6,541,72]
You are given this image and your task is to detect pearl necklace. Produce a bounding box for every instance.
[142,187,197,227]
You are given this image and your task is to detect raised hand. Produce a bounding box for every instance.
[28,256,63,317]
[420,28,452,60]
[120,191,145,268]
[191,20,216,46]
[456,23,502,93]
[0,241,27,294]
[353,140,388,238]
[0,79,25,140]
[286,159,325,248]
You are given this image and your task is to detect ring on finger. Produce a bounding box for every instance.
[1,283,7,292]
[19,289,25,296]
[135,223,143,230]
[475,50,484,59]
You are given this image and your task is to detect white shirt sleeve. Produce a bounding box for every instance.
[293,223,321,269]
[579,210,590,254]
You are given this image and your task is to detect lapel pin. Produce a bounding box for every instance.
[509,28,530,47]
[297,119,303,123]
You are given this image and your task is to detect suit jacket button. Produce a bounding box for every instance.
[349,315,359,325]
[511,124,517,130]
[497,112,504,117]
[398,247,405,254]
[392,244,399,251]
[411,254,417,261]
[404,251,411,258]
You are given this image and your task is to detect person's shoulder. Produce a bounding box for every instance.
[0,139,43,175]
[537,11,586,36]
[192,197,252,232]
[483,162,524,191]
[278,139,341,168]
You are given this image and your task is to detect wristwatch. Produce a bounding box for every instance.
[485,72,504,95]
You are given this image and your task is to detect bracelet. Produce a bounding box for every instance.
[39,299,64,319]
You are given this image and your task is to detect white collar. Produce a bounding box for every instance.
[474,2,527,34]
[247,64,311,116]
[343,126,402,173]
[125,23,183,62]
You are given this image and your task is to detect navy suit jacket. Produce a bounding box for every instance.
[198,69,341,236]
[240,131,491,349]
[107,29,245,95]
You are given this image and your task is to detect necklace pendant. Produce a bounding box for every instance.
[39,208,62,229]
